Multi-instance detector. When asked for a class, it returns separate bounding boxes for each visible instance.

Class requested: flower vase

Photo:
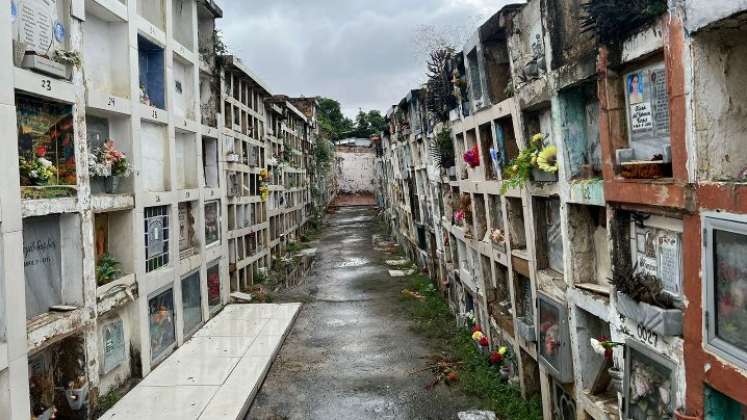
[105,176,120,194]
[608,367,623,394]
[64,382,89,411]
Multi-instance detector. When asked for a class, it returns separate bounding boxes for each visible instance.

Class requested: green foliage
[95,389,122,417]
[96,254,122,287]
[425,47,457,122]
[318,97,354,142]
[430,127,456,169]
[350,109,387,138]
[581,0,668,45]
[500,134,554,194]
[400,275,542,420]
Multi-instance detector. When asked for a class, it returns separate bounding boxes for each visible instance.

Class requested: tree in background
[317,97,386,140]
[317,97,353,142]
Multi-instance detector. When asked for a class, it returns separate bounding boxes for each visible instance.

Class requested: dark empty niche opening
[479,122,496,180]
[507,197,526,251]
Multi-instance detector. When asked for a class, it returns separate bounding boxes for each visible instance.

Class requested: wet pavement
[245,207,479,420]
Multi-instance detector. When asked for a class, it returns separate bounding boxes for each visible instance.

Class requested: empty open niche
[202,136,219,188]
[568,204,611,293]
[534,197,564,275]
[506,197,526,251]
[574,307,618,411]
[137,0,165,30]
[172,0,195,50]
[83,11,130,98]
[479,122,497,180]
[173,57,195,120]
[175,131,198,189]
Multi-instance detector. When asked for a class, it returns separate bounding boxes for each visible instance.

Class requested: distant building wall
[336,146,376,194]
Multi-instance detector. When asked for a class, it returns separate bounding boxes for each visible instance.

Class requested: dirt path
[245,207,480,420]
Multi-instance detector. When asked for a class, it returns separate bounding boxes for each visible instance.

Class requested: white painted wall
[337,149,376,194]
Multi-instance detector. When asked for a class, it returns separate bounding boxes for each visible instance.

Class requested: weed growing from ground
[400,274,543,420]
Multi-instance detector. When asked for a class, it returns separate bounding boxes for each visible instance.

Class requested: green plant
[430,127,455,169]
[19,155,57,186]
[400,274,543,420]
[53,49,81,67]
[96,254,122,287]
[580,0,667,46]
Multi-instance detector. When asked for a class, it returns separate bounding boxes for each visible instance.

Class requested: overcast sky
[218,1,518,118]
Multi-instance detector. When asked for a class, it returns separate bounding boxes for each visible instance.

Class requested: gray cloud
[217,0,518,117]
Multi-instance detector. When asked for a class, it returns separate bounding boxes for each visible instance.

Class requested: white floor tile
[141,354,240,386]
[98,385,218,420]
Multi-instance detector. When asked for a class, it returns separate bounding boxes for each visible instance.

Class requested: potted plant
[96,253,122,287]
[88,140,132,193]
[430,127,455,176]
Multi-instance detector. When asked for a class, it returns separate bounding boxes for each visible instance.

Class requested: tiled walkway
[99,303,301,420]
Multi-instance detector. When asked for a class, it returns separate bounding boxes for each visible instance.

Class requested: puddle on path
[334,257,370,268]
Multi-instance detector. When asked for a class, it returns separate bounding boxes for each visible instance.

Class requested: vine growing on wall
[430,127,455,169]
[580,0,668,45]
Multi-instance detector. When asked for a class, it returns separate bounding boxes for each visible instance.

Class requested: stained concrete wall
[337,147,376,195]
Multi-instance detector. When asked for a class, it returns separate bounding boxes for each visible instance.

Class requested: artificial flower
[490,229,504,243]
[36,146,47,157]
[536,145,558,173]
[479,336,489,347]
[472,331,484,341]
[489,351,503,365]
[590,338,607,356]
[463,145,480,168]
[530,133,544,145]
[498,346,508,355]
[471,324,482,333]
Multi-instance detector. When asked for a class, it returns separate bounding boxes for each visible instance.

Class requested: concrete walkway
[100,303,301,420]
[246,207,480,420]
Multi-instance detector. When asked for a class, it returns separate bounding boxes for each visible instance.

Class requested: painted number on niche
[636,323,658,347]
[41,79,52,91]
[107,97,116,107]
[152,109,158,119]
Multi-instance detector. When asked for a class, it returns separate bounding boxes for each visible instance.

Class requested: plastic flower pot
[500,365,511,381]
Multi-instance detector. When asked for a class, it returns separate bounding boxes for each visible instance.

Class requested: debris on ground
[389,268,416,277]
[410,355,463,390]
[401,289,425,300]
[457,410,497,420]
[245,284,273,302]
[230,291,253,303]
[386,258,410,266]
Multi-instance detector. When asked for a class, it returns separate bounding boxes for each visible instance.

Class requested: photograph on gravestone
[207,262,221,311]
[23,215,63,318]
[148,288,176,361]
[624,64,671,160]
[181,271,202,336]
[205,200,220,246]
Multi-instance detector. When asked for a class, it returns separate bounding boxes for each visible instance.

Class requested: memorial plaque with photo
[207,263,221,311]
[148,288,176,361]
[624,64,671,158]
[23,215,62,318]
[16,0,55,55]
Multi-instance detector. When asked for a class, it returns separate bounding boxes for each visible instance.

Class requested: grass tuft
[400,274,543,420]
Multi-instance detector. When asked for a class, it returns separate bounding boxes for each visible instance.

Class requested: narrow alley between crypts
[245,207,484,420]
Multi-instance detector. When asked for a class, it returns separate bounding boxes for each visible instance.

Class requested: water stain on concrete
[245,207,481,420]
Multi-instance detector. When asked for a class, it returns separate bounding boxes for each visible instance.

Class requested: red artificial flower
[35,146,47,157]
[479,336,489,347]
[463,145,480,168]
[471,324,482,333]
[489,351,503,365]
